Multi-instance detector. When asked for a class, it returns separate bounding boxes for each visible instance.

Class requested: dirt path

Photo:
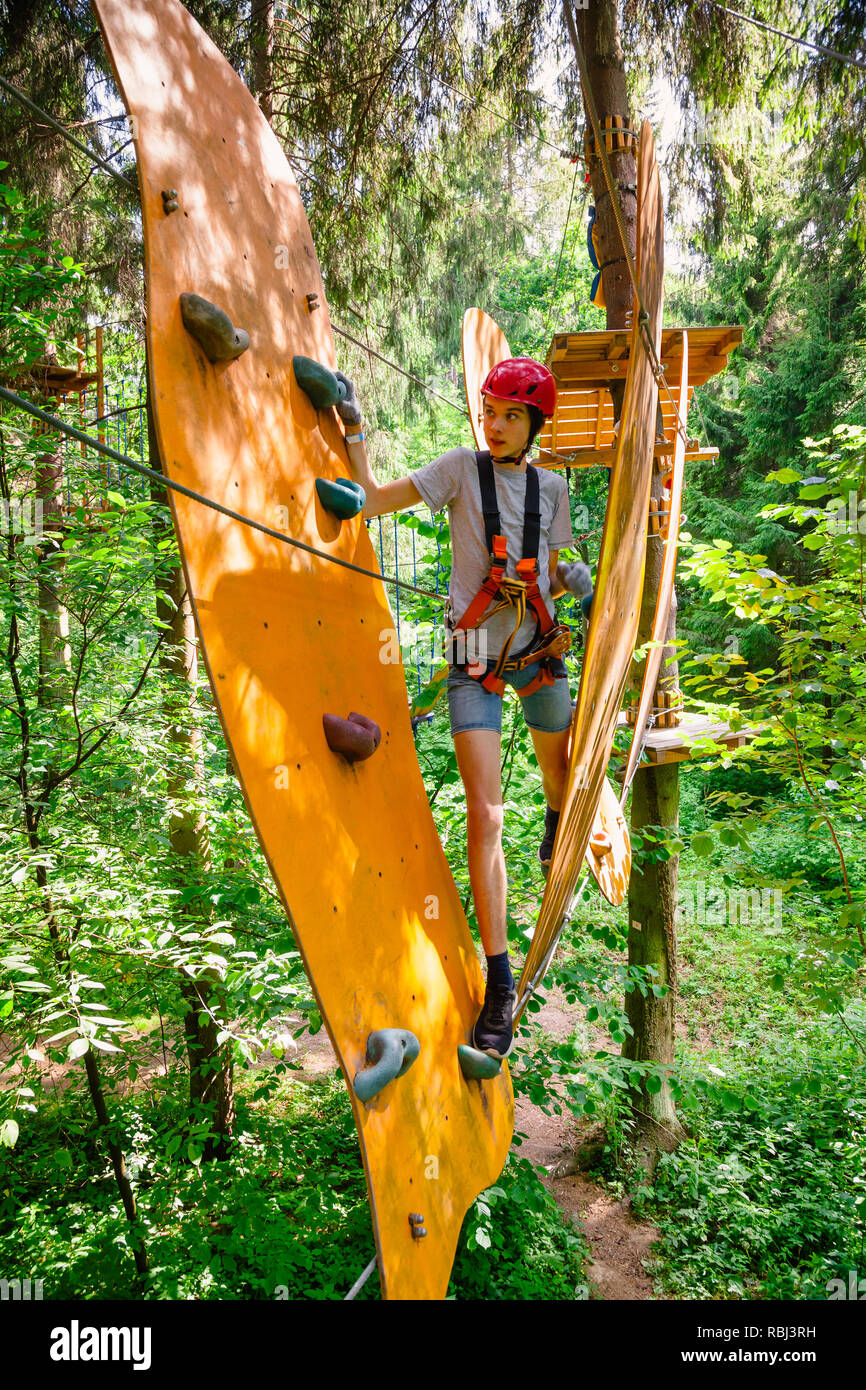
[513,986,664,1301]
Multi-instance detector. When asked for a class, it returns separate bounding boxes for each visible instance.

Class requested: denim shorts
[446,660,573,736]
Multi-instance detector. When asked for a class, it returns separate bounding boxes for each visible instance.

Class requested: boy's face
[481,394,531,461]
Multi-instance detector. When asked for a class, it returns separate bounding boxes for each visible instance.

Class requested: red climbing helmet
[480,357,557,418]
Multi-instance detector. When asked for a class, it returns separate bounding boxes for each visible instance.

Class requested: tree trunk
[146,373,234,1160]
[573,0,636,422]
[623,761,686,1161]
[565,0,684,1168]
[250,0,275,124]
[34,421,71,711]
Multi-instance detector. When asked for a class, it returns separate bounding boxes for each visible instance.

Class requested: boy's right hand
[334,370,363,426]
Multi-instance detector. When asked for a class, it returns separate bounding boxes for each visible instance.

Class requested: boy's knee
[466,799,504,840]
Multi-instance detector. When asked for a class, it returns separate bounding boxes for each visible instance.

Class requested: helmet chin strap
[492,434,538,467]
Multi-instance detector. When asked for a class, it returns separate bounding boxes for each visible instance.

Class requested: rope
[332,325,469,418]
[542,159,583,343]
[0,386,444,605]
[705,1,866,72]
[0,73,138,194]
[344,1253,378,1300]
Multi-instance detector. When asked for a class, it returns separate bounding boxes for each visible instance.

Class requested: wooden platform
[617,711,753,766]
[3,361,99,398]
[537,325,741,467]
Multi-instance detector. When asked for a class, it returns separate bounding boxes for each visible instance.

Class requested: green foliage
[449,1153,589,1300]
[636,1025,866,1300]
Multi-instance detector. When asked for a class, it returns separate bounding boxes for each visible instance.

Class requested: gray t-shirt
[411,446,575,661]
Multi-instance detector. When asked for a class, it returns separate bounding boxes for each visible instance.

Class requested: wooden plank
[93,0,513,1303]
[517,118,664,1013]
[461,307,510,452]
[583,775,631,906]
[615,711,755,766]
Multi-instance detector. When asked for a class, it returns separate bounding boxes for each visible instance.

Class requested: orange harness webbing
[446,452,571,698]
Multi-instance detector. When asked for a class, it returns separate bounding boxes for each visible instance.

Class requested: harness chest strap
[449,452,570,697]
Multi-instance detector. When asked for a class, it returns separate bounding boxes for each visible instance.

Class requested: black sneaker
[472,982,517,1060]
[538,804,560,869]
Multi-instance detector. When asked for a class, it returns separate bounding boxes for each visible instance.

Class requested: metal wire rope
[0,73,138,194]
[0,385,444,605]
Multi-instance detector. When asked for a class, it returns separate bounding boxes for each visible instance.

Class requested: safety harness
[446,451,571,698]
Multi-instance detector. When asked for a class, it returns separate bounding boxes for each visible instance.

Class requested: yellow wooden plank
[517,118,665,1012]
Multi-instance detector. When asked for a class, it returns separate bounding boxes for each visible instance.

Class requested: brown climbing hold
[180,292,250,363]
[323,711,381,763]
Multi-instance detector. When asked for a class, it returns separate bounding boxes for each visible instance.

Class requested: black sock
[486,951,514,990]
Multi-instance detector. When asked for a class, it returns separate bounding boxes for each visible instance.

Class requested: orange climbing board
[461,306,509,450]
[460,307,631,907]
[619,331,690,798]
[93,0,512,1301]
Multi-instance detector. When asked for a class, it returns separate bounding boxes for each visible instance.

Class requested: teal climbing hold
[457,1043,502,1081]
[353,1028,420,1105]
[315,476,366,519]
[293,355,348,409]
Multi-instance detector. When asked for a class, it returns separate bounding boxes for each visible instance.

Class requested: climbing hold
[580,592,593,622]
[180,293,249,363]
[408,1213,427,1240]
[161,189,179,214]
[589,831,612,858]
[306,292,320,313]
[457,1043,502,1081]
[323,711,381,763]
[293,355,348,410]
[315,476,366,519]
[353,1028,420,1104]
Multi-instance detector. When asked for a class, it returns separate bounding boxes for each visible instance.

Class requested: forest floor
[0,985,670,1300]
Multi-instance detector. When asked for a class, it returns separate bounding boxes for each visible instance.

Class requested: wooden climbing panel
[461,306,510,451]
[619,332,690,798]
[517,119,665,1012]
[93,0,513,1301]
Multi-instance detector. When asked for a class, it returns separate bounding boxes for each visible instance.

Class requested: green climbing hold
[293,355,348,410]
[353,1028,420,1105]
[457,1043,502,1081]
[315,476,366,519]
[179,293,249,363]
